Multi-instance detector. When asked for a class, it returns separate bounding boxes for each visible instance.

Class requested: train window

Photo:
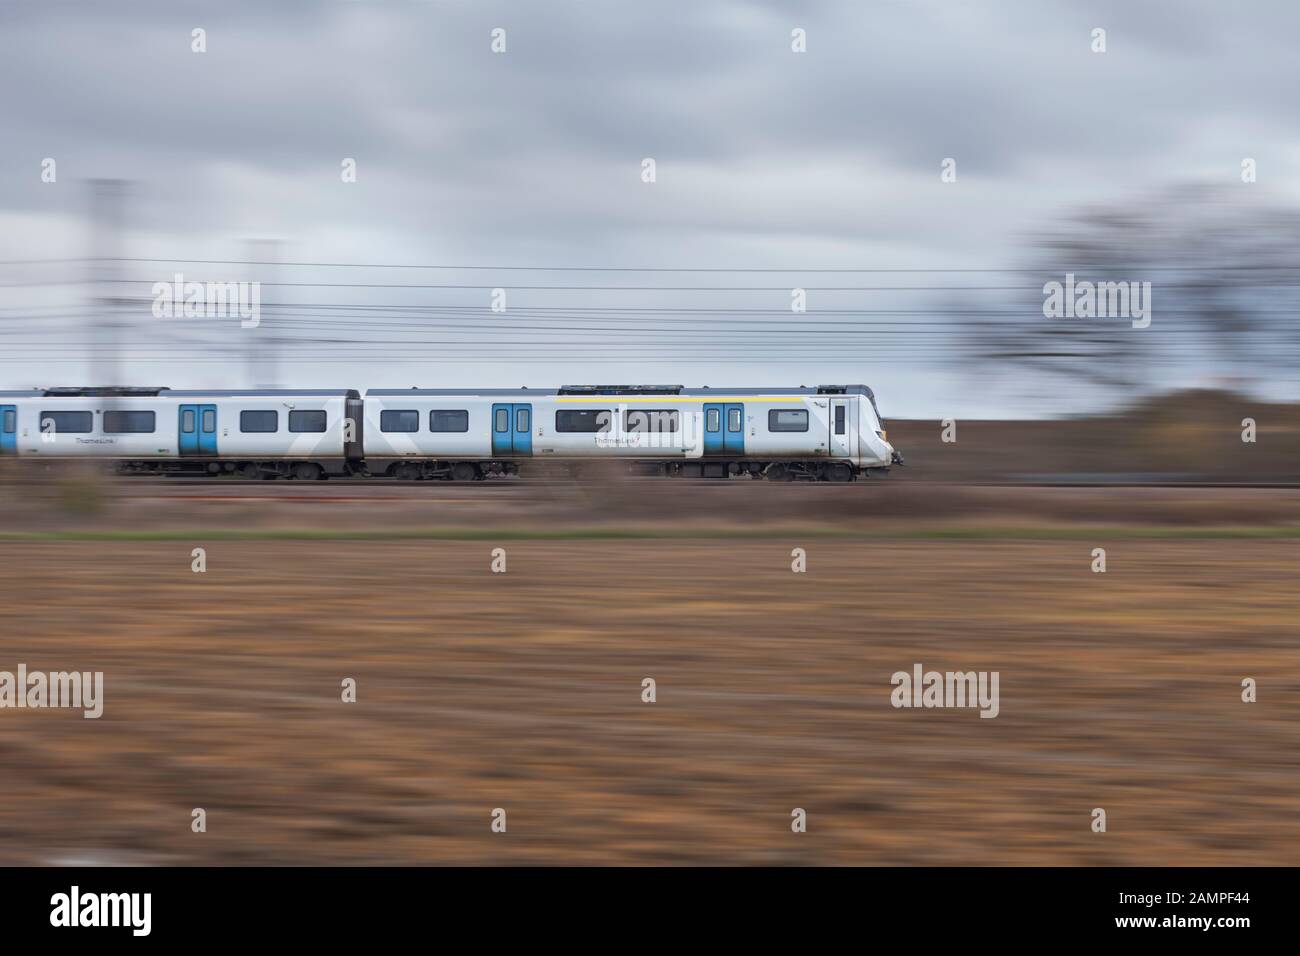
[494,408,508,432]
[39,410,93,434]
[289,410,327,433]
[103,410,156,434]
[625,409,680,433]
[768,409,809,432]
[728,408,742,431]
[202,410,216,432]
[380,410,419,433]
[706,408,720,431]
[834,405,846,435]
[241,410,278,433]
[555,410,611,433]
[2,410,15,433]
[181,410,195,432]
[430,410,469,433]
[516,408,530,432]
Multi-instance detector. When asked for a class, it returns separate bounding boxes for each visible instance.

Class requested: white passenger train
[0,384,901,481]
[0,387,360,480]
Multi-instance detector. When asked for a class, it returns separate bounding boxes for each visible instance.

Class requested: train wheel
[766,464,793,482]
[292,462,323,481]
[826,463,854,482]
[451,462,478,482]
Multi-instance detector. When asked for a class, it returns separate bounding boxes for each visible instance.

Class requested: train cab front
[860,425,901,476]
[880,436,904,469]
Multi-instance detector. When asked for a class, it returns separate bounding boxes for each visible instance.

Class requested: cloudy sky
[2,0,1298,416]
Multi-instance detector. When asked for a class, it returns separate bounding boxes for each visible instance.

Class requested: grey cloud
[0,0,1297,415]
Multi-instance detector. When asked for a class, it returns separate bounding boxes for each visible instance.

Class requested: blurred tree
[962,185,1300,400]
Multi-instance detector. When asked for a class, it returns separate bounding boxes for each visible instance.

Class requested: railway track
[20,477,1300,501]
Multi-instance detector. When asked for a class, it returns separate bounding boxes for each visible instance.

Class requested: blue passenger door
[179,404,218,455]
[491,403,511,455]
[491,403,532,456]
[703,403,724,455]
[0,405,16,455]
[179,405,198,455]
[723,403,744,454]
[198,405,218,454]
[512,404,532,456]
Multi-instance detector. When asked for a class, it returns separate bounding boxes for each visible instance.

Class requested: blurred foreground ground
[0,480,1297,865]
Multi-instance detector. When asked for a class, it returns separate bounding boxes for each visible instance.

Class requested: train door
[829,397,854,459]
[0,405,16,455]
[179,405,198,455]
[179,404,218,455]
[512,404,532,456]
[199,405,218,455]
[723,403,745,454]
[491,403,533,456]
[703,403,723,455]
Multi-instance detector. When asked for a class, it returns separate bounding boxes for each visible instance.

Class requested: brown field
[1,485,1297,864]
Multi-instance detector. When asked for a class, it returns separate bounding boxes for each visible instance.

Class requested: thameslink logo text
[50,886,151,936]
[890,663,1000,719]
[0,664,104,718]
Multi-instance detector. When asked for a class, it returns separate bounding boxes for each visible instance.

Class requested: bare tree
[961,185,1300,400]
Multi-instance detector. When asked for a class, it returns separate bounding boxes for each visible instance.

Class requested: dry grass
[1,535,1296,865]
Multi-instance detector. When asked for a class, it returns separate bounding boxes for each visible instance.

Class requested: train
[0,384,903,481]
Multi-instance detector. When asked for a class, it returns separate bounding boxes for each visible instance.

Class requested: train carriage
[0,387,361,479]
[363,385,899,481]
